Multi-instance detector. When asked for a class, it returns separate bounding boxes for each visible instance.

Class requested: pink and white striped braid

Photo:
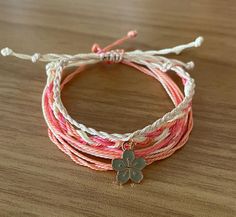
[1,31,203,180]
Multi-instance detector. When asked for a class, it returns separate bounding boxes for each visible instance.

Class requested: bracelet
[1,31,203,185]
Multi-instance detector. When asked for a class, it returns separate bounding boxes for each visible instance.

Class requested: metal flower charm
[112,149,146,184]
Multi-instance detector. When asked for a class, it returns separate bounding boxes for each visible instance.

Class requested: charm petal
[130,168,144,183]
[132,157,146,170]
[123,150,135,166]
[116,169,130,184]
[112,159,126,171]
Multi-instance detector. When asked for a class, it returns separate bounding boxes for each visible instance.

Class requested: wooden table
[0,0,235,216]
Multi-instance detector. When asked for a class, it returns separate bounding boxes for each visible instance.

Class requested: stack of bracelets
[1,31,203,185]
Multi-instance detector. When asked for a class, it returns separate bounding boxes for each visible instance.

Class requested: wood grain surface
[0,0,235,217]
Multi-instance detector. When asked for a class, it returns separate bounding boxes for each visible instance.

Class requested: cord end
[1,47,13,56]
[194,36,204,47]
[127,30,138,38]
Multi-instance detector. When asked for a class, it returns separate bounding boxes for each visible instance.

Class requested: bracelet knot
[1,47,13,56]
[31,53,41,63]
[99,49,124,63]
[161,61,173,72]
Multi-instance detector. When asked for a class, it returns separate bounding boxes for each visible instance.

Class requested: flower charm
[112,149,146,184]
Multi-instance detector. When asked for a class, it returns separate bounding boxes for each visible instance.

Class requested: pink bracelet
[1,31,203,185]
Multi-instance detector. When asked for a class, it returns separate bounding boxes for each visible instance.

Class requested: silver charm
[112,142,146,185]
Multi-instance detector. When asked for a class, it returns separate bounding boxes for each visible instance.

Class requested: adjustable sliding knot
[99,49,124,63]
[91,42,124,63]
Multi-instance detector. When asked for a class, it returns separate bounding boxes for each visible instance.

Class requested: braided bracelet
[1,31,203,185]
